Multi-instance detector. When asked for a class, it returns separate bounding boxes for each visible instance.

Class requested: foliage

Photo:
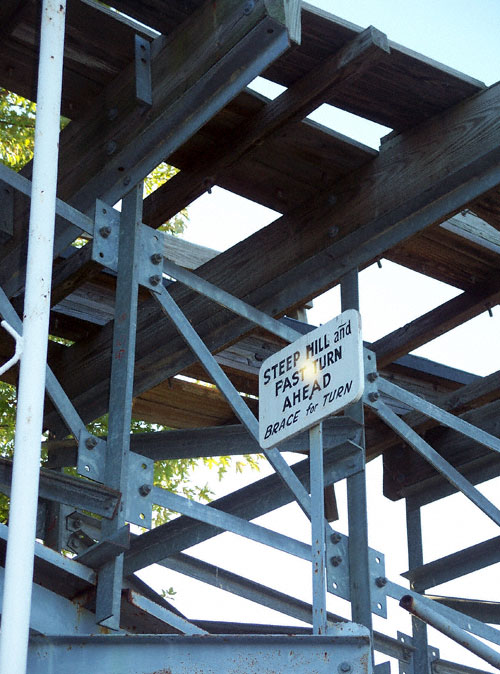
[0,90,261,540]
[0,89,37,172]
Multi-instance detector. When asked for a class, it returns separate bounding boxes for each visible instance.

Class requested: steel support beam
[341,270,373,635]
[27,632,372,674]
[95,185,142,629]
[124,440,363,575]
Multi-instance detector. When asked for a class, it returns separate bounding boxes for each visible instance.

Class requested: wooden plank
[372,276,500,368]
[46,417,362,468]
[366,369,500,461]
[0,0,298,298]
[131,377,258,429]
[46,81,500,433]
[383,397,500,500]
[143,26,390,226]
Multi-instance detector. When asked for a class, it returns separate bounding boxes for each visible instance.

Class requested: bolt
[139,484,152,497]
[85,436,97,450]
[328,225,339,238]
[330,555,342,567]
[367,371,378,382]
[368,391,379,402]
[243,0,255,14]
[99,225,111,238]
[149,274,161,286]
[150,253,162,265]
[376,576,387,588]
[107,107,118,121]
[123,176,131,186]
[72,518,81,529]
[106,141,117,155]
[330,532,341,544]
[338,663,351,673]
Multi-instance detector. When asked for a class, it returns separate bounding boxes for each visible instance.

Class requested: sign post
[259,309,364,634]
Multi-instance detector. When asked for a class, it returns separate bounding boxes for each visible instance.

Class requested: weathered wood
[383,398,500,501]
[49,245,102,308]
[46,416,362,468]
[366,369,500,461]
[372,276,500,368]
[0,0,297,298]
[46,80,500,433]
[143,25,390,226]
[131,376,258,428]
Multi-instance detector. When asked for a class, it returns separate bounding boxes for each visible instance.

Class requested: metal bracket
[135,35,153,107]
[65,509,101,554]
[363,347,379,405]
[138,224,164,292]
[91,200,163,293]
[76,524,129,569]
[126,451,154,528]
[326,528,387,617]
[77,430,106,482]
[396,632,439,674]
[91,200,120,270]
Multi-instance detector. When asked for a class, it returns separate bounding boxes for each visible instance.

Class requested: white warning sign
[258,309,364,449]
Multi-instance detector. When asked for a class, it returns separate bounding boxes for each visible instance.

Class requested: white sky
[142,3,500,671]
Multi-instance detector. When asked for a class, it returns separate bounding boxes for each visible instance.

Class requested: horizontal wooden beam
[1,0,298,298]
[46,81,500,433]
[366,369,500,461]
[46,416,362,467]
[143,25,390,226]
[383,397,500,501]
[372,275,500,368]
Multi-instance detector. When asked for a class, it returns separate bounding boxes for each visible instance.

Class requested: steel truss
[0,1,499,674]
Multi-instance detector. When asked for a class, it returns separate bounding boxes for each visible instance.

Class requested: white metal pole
[0,2,66,672]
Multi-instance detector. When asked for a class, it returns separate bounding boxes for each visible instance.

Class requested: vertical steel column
[310,423,327,634]
[406,502,431,673]
[95,185,143,629]
[0,3,66,673]
[340,269,373,634]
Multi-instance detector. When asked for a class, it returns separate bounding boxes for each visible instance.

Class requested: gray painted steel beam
[124,440,363,575]
[95,185,142,629]
[152,486,311,562]
[370,399,500,527]
[377,377,500,454]
[27,632,371,674]
[402,535,500,592]
[157,551,410,662]
[0,457,119,519]
[387,580,500,648]
[45,417,362,465]
[153,284,314,519]
[428,596,500,625]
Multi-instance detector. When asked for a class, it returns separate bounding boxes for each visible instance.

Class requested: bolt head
[99,225,111,238]
[338,663,351,673]
[330,532,341,544]
[139,484,152,497]
[149,274,161,286]
[368,391,379,402]
[367,371,378,382]
[243,0,255,14]
[106,141,117,155]
[151,253,163,265]
[330,555,342,567]
[85,436,97,449]
[376,576,387,588]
